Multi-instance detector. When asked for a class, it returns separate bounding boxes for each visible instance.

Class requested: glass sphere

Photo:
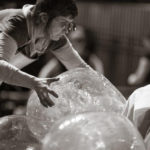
[0,115,41,150]
[42,112,146,150]
[27,68,126,139]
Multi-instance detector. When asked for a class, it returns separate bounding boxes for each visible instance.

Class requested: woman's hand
[33,77,59,107]
[0,59,59,108]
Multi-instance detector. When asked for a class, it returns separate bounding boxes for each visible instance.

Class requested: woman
[0,0,90,107]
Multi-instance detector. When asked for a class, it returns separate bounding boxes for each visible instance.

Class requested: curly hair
[33,0,78,21]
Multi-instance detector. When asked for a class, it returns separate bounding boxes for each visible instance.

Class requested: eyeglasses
[66,22,76,34]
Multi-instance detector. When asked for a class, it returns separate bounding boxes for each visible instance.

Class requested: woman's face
[47,16,74,41]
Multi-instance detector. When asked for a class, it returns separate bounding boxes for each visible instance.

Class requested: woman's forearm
[0,59,36,89]
[52,36,93,70]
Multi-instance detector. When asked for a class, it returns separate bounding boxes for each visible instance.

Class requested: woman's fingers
[46,77,59,84]
[45,98,54,107]
[38,91,55,107]
[47,88,58,98]
[44,92,55,107]
[37,92,48,108]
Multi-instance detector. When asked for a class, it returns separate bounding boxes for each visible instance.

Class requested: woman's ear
[39,12,49,24]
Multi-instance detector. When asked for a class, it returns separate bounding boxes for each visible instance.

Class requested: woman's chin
[51,36,60,41]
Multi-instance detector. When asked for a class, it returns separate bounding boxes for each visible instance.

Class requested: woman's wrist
[30,76,40,89]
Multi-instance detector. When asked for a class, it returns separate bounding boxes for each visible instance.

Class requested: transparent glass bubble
[0,115,41,150]
[42,112,146,150]
[27,68,126,139]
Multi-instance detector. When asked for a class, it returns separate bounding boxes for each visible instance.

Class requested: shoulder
[0,9,28,47]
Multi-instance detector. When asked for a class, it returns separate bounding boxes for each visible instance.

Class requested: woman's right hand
[0,59,58,108]
[32,77,59,107]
